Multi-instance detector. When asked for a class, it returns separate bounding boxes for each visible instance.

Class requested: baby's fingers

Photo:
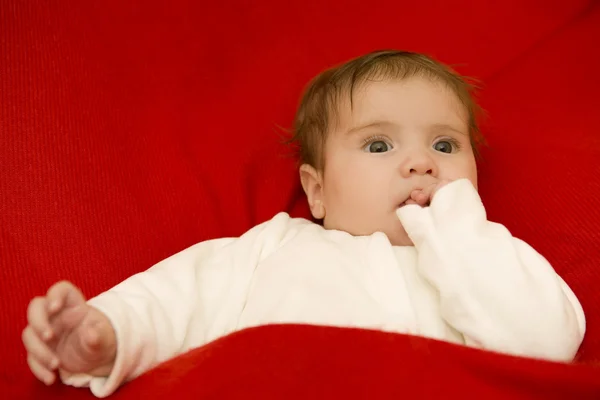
[27,297,53,340]
[46,281,85,315]
[27,354,56,386]
[22,326,60,371]
[83,325,103,351]
[410,190,430,206]
[81,316,114,354]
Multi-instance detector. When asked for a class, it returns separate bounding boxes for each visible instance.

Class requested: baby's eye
[433,140,455,154]
[364,140,392,153]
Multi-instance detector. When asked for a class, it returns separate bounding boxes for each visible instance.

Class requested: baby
[23,50,586,398]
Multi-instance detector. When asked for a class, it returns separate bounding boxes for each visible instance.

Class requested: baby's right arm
[23,212,304,398]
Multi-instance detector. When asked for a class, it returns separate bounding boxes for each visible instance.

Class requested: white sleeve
[396,179,586,362]
[60,212,304,398]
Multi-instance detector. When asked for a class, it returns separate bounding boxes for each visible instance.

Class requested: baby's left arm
[396,179,585,362]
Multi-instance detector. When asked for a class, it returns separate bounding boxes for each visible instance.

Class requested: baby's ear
[299,164,326,219]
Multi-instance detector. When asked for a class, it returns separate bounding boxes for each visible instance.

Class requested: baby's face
[320,77,478,246]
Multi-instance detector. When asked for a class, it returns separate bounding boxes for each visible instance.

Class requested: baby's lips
[397,198,419,209]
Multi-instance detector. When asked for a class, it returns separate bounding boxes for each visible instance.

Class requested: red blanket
[16,326,600,400]
[2,1,599,399]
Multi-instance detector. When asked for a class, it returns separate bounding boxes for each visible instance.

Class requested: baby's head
[292,50,483,245]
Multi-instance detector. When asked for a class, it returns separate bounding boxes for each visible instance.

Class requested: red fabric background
[1,0,599,398]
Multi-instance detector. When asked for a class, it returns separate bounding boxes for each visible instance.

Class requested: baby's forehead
[330,77,468,129]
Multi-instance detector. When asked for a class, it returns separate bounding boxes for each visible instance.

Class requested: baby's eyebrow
[347,120,396,134]
[347,121,468,136]
[430,123,468,136]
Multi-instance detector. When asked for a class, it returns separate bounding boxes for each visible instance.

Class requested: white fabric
[61,179,586,398]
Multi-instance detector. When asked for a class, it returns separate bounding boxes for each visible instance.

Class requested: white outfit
[61,179,586,398]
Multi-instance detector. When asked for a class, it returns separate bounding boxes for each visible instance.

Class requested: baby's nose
[409,165,433,175]
[400,154,437,178]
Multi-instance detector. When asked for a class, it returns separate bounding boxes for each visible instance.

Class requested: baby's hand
[409,180,452,207]
[22,281,117,385]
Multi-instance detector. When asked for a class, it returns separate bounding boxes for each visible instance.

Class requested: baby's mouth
[398,198,428,208]
[397,199,411,208]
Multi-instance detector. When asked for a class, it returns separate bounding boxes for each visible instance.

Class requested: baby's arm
[397,179,585,362]
[60,213,301,397]
[23,281,117,387]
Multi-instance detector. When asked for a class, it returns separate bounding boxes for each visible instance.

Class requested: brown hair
[290,50,485,169]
